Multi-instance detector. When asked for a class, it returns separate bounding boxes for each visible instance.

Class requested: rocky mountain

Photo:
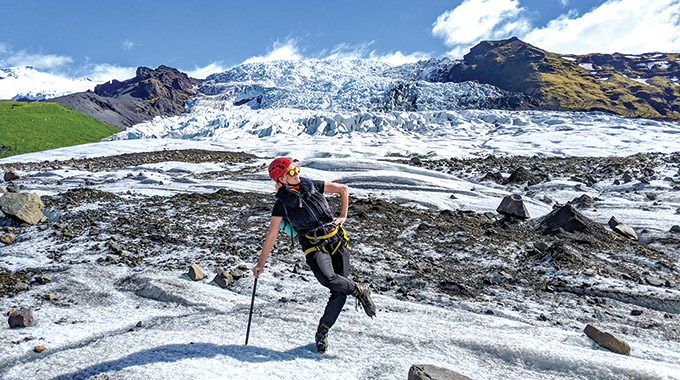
[430,37,680,120]
[52,66,200,130]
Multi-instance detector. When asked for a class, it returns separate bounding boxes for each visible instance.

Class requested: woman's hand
[333,216,347,226]
[252,264,264,278]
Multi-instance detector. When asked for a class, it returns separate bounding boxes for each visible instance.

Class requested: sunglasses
[286,166,300,177]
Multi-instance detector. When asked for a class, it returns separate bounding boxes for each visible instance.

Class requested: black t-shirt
[272,179,325,217]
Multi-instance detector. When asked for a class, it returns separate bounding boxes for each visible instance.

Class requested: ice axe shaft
[245,277,258,345]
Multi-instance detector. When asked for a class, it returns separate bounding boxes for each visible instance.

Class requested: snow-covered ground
[2,109,680,379]
[2,58,680,379]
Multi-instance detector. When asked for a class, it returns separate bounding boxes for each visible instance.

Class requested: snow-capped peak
[0,66,98,101]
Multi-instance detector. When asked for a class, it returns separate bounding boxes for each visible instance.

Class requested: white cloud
[122,40,135,50]
[369,51,431,65]
[0,50,73,70]
[432,0,680,57]
[242,39,303,64]
[324,41,376,60]
[524,0,680,54]
[432,0,531,58]
[84,64,137,83]
[185,62,227,79]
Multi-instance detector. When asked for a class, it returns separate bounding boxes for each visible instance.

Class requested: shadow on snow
[51,342,328,380]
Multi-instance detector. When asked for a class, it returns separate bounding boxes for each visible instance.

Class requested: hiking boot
[314,333,328,354]
[353,283,376,318]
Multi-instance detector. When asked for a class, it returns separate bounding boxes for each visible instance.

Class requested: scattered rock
[568,194,595,208]
[231,269,244,280]
[482,171,504,184]
[631,309,643,316]
[0,192,45,225]
[44,293,57,301]
[539,205,606,235]
[645,276,663,287]
[8,307,34,328]
[6,183,20,193]
[33,275,51,284]
[506,167,537,185]
[608,217,638,241]
[670,225,680,234]
[496,194,530,219]
[608,216,621,229]
[213,269,233,288]
[136,321,143,327]
[107,239,123,254]
[33,345,45,353]
[408,364,472,380]
[3,171,19,182]
[623,172,633,183]
[574,184,588,192]
[584,324,630,355]
[188,264,205,281]
[541,195,553,204]
[0,232,16,244]
[15,282,30,291]
[411,157,423,166]
[646,192,657,201]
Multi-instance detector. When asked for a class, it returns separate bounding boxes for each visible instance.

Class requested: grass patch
[0,101,119,159]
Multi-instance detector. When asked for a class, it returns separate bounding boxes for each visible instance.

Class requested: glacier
[2,58,680,380]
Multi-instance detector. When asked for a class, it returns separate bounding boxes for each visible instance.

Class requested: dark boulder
[497,194,530,219]
[539,205,606,236]
[505,167,538,185]
[408,364,472,380]
[569,194,595,208]
[3,171,19,182]
[8,307,34,328]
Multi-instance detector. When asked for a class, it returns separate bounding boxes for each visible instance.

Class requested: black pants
[305,246,356,334]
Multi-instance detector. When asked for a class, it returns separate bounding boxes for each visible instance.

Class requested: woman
[252,157,376,354]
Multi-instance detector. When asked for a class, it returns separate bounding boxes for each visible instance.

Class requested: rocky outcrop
[0,192,45,224]
[53,66,201,130]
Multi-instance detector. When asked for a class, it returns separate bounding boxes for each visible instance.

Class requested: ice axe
[245,277,258,345]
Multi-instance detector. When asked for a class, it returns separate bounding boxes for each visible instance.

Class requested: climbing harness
[302,223,350,256]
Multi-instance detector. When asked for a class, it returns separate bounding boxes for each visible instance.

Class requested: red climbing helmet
[268,157,293,181]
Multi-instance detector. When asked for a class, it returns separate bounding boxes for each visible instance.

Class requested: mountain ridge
[433,37,680,120]
[51,66,200,130]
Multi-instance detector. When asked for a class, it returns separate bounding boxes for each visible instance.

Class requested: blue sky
[1,0,679,80]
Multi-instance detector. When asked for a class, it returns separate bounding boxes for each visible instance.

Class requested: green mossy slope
[0,101,119,159]
[459,37,680,120]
